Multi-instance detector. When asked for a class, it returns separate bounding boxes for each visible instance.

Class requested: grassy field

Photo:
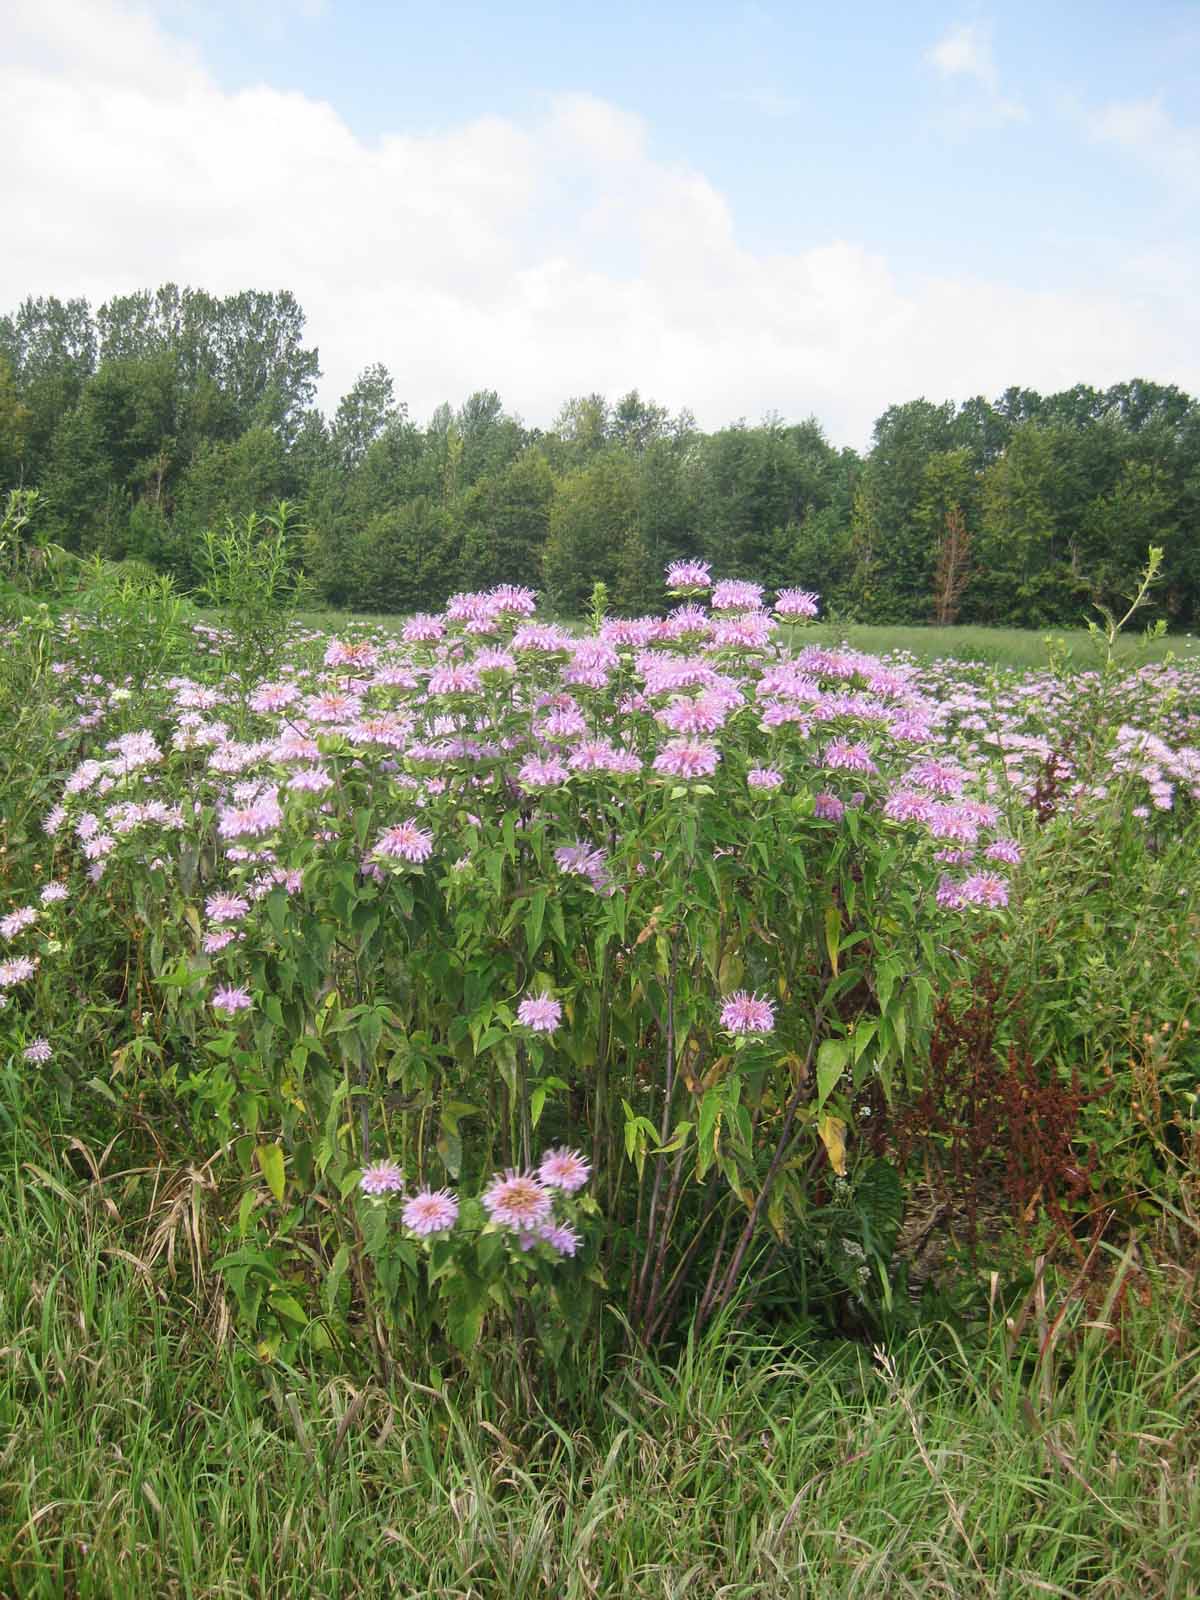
[297,613,1200,671]
[3,1097,1198,1599]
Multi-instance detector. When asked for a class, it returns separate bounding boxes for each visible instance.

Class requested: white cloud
[2,0,1193,447]
[929,22,991,81]
[926,21,1027,126]
[1088,96,1200,198]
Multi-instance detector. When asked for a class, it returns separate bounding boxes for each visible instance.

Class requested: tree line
[2,284,1198,624]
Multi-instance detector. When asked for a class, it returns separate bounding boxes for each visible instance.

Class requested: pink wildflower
[482,1170,554,1231]
[1,907,38,940]
[518,754,570,788]
[427,664,482,695]
[517,992,563,1033]
[23,1037,52,1064]
[960,872,1010,908]
[212,985,253,1016]
[711,579,764,611]
[747,767,784,790]
[401,614,446,643]
[665,559,712,591]
[488,584,538,616]
[774,588,820,620]
[985,838,1023,866]
[538,1220,581,1257]
[324,639,378,669]
[373,819,434,863]
[654,738,721,780]
[720,990,776,1035]
[205,892,250,924]
[908,759,966,797]
[288,767,334,793]
[537,1147,591,1193]
[402,1188,460,1235]
[360,1160,405,1196]
[249,682,300,712]
[824,740,877,774]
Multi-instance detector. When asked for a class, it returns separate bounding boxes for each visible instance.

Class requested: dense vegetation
[1,509,1199,1589]
[3,284,1200,625]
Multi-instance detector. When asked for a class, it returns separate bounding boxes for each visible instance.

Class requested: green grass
[803,623,1200,670]
[295,612,1200,671]
[3,1083,1198,1599]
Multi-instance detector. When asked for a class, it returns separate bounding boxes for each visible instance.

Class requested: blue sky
[5,0,1198,442]
[165,0,1199,276]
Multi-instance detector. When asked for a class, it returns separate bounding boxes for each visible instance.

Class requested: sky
[3,0,1198,446]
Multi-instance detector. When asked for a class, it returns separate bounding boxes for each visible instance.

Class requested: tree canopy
[2,285,1197,624]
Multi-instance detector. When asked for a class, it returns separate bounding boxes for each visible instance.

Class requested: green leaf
[524,888,547,958]
[255,1143,286,1204]
[268,1291,308,1325]
[824,905,841,975]
[816,1039,849,1112]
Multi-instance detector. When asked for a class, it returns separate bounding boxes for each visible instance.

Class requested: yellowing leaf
[818,1114,848,1177]
[255,1142,286,1204]
[824,905,841,976]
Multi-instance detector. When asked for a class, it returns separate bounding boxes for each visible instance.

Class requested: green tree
[0,357,31,488]
[459,450,555,592]
[543,455,638,614]
[348,497,460,612]
[332,364,401,470]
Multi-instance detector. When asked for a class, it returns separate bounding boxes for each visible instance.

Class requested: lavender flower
[720,990,776,1035]
[517,992,563,1033]
[373,819,434,863]
[212,985,253,1016]
[205,893,250,924]
[960,872,1010,908]
[360,1160,405,1196]
[812,791,845,821]
[538,1220,581,1257]
[823,740,877,774]
[711,579,764,611]
[537,1147,591,1192]
[665,559,712,591]
[653,738,721,780]
[518,754,570,789]
[0,907,38,940]
[774,588,820,620]
[482,1170,554,1231]
[402,1187,459,1234]
[23,1038,52,1065]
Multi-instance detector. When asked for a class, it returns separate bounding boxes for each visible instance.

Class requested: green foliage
[195,502,310,680]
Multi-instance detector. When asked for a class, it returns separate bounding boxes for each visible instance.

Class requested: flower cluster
[358,1146,591,1260]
